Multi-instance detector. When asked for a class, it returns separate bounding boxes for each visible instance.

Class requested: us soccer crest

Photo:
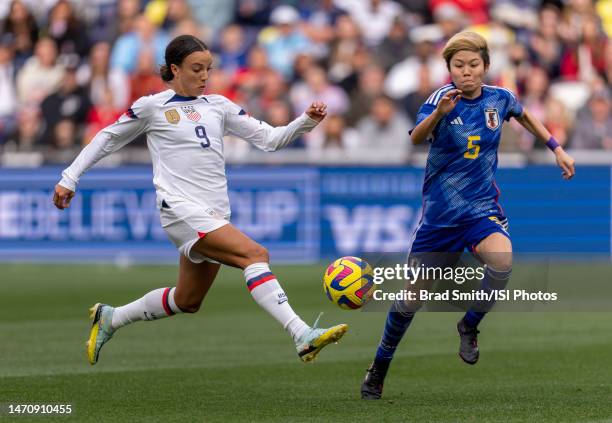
[165,109,180,124]
[181,105,201,122]
[484,108,500,130]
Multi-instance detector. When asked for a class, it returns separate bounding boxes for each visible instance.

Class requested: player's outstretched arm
[53,100,151,210]
[226,101,326,152]
[515,108,576,180]
[410,89,462,144]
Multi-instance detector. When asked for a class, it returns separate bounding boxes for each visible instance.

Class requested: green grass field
[1,264,612,422]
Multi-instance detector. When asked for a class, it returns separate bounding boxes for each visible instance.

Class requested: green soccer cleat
[295,313,348,363]
[86,303,116,365]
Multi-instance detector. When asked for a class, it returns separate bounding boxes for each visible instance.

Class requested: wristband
[546,136,560,151]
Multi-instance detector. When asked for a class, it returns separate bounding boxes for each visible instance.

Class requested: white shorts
[159,195,230,264]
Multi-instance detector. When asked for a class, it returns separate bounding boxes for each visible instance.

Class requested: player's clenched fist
[305,101,328,122]
[435,89,462,115]
[53,184,75,209]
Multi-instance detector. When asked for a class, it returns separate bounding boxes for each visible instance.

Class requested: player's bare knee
[486,255,512,272]
[243,243,269,266]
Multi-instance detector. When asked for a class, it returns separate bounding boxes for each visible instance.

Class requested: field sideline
[1,264,611,422]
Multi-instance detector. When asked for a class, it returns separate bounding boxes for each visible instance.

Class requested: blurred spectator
[292,53,317,85]
[289,64,349,117]
[110,14,170,74]
[394,0,431,26]
[205,68,238,101]
[299,0,346,60]
[529,5,564,79]
[16,37,65,105]
[430,0,488,26]
[384,35,447,99]
[187,0,236,42]
[542,97,573,148]
[258,5,313,79]
[1,0,39,70]
[500,42,531,95]
[246,70,290,120]
[129,50,167,104]
[39,66,91,146]
[571,89,612,149]
[0,37,18,144]
[300,0,346,46]
[214,24,250,75]
[146,0,192,31]
[346,0,402,47]
[114,0,144,40]
[234,0,271,27]
[76,41,130,110]
[345,64,386,126]
[327,14,362,83]
[514,67,550,151]
[401,64,434,124]
[83,0,124,43]
[560,15,609,82]
[264,99,306,149]
[375,17,413,71]
[433,3,467,41]
[46,0,90,61]
[356,95,412,152]
[234,45,272,99]
[335,45,373,97]
[84,88,123,143]
[306,113,361,152]
[5,106,42,151]
[51,119,77,152]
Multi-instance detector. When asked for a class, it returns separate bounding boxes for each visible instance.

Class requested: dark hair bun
[160,64,174,82]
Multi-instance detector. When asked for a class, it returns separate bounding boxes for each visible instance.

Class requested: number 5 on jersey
[195,125,210,148]
[464,135,480,159]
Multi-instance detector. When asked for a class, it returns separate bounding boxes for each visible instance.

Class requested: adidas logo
[450,117,464,125]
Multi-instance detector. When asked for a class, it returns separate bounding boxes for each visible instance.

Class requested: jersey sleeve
[410,102,438,143]
[58,96,154,191]
[220,96,318,152]
[503,89,524,121]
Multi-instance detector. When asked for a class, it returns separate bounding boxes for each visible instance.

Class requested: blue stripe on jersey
[126,108,138,119]
[164,94,199,104]
[415,84,524,226]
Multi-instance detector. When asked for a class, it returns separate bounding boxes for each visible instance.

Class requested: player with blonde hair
[361,31,575,399]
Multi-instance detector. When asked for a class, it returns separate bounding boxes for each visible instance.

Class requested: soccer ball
[323,256,375,310]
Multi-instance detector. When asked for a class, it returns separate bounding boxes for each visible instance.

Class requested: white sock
[244,262,309,341]
[111,287,182,329]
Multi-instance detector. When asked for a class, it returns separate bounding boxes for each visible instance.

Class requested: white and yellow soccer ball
[323,256,375,310]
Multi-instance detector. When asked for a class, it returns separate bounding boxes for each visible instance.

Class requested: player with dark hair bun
[53,34,347,367]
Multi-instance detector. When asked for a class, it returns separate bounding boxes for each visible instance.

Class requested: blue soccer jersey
[414,84,524,226]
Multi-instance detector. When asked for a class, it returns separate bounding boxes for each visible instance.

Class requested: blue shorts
[409,215,510,254]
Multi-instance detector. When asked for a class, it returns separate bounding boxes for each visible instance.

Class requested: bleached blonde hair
[442,31,490,70]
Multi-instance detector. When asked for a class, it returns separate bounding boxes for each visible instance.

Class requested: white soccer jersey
[59,89,319,216]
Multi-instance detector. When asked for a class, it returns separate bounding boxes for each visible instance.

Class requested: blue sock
[463,266,512,328]
[375,300,416,363]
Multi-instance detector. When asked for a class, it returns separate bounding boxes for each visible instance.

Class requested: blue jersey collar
[164,93,199,104]
[457,83,485,104]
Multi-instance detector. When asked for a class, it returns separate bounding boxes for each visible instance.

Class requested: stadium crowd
[0,0,611,165]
